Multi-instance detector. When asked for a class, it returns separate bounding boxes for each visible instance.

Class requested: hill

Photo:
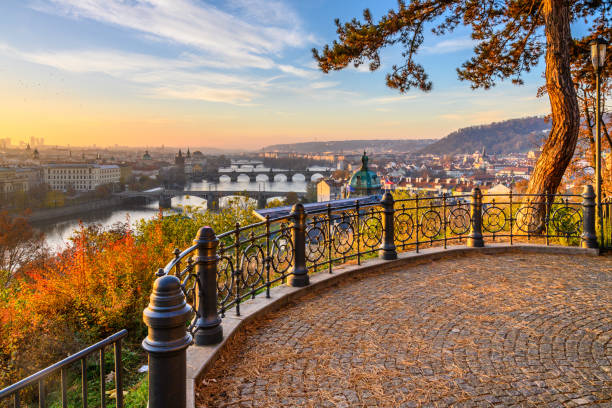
[419,116,549,155]
[262,139,434,154]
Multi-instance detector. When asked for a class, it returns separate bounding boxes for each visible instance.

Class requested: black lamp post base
[195,325,223,346]
[288,273,310,287]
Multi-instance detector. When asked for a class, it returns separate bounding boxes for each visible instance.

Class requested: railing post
[380,192,397,260]
[581,184,598,249]
[143,274,193,408]
[193,226,223,345]
[467,187,484,247]
[288,203,309,287]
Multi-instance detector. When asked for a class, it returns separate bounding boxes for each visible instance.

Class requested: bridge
[203,168,333,183]
[117,189,305,209]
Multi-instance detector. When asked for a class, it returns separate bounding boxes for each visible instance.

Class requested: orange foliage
[0,219,174,386]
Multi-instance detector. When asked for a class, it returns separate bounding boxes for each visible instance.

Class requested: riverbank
[26,197,129,224]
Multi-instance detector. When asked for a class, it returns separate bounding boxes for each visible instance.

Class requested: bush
[0,202,259,394]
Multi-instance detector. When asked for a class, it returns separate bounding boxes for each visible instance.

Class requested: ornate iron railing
[603,196,612,249]
[141,185,599,408]
[154,185,597,346]
[0,330,127,408]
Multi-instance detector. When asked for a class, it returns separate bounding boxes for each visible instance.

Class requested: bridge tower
[159,194,172,209]
[257,194,267,209]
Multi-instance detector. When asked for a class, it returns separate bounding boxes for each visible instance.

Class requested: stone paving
[196,253,612,407]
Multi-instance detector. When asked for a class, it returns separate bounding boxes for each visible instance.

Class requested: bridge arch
[291,173,306,182]
[219,174,231,183]
[273,174,288,182]
[310,173,324,182]
[255,174,269,182]
[218,195,257,209]
[236,174,251,182]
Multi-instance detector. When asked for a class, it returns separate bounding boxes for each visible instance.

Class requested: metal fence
[157,187,592,338]
[140,185,599,408]
[604,197,612,249]
[0,330,127,408]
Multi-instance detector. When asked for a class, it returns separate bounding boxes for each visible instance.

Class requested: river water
[36,179,308,250]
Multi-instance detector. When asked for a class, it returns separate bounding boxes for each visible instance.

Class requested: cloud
[32,0,313,70]
[5,0,321,105]
[278,64,319,79]
[422,37,475,54]
[0,43,273,104]
[310,81,339,89]
[361,94,420,105]
[226,0,300,26]
[155,86,256,105]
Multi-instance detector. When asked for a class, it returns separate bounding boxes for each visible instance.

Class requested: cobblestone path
[197,253,612,407]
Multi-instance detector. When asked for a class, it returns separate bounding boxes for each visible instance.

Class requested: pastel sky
[0,0,566,149]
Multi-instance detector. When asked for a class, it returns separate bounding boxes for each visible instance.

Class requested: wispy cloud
[0,43,274,104]
[422,37,475,54]
[309,81,339,89]
[361,94,420,105]
[155,86,257,105]
[278,64,319,79]
[6,0,321,104]
[32,0,312,69]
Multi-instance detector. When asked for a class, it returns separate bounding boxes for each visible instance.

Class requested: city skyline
[1,0,583,149]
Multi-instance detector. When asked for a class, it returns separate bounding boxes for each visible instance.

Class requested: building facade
[316,178,345,202]
[0,167,40,195]
[43,164,120,191]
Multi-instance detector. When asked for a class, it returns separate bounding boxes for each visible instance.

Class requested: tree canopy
[313,0,610,229]
[313,0,609,94]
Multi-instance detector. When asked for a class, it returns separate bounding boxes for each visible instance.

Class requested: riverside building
[43,164,120,191]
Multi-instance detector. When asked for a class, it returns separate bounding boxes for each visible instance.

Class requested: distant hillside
[419,117,549,155]
[262,139,434,153]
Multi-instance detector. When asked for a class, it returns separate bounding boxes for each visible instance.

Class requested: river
[36,179,308,250]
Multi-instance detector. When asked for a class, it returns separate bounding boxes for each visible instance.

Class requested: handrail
[0,330,128,407]
[158,189,594,341]
[143,186,599,408]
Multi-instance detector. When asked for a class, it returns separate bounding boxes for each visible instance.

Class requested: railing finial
[581,185,598,249]
[380,192,397,260]
[143,274,192,408]
[288,203,309,287]
[193,226,223,345]
[467,187,484,247]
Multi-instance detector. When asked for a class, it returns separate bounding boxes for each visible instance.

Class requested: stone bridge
[205,168,332,183]
[117,189,303,209]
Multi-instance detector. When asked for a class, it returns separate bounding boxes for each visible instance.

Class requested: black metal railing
[0,330,127,408]
[603,196,612,249]
[142,185,599,408]
[158,187,593,331]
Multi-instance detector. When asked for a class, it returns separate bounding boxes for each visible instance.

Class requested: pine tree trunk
[517,0,579,233]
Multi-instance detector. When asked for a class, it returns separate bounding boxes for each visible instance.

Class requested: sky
[0,0,556,150]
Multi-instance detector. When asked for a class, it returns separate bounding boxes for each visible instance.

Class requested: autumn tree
[284,191,300,205]
[313,0,610,227]
[560,17,611,195]
[0,211,46,286]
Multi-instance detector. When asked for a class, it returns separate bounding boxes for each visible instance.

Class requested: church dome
[348,152,381,197]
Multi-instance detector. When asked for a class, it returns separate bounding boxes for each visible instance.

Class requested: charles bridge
[2,185,612,407]
[117,188,306,209]
[203,167,332,183]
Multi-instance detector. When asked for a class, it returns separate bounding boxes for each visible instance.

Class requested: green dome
[348,152,380,197]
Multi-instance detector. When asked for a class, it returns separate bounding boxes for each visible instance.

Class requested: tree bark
[518,0,580,233]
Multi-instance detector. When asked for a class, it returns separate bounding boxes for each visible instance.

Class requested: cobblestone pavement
[197,253,612,407]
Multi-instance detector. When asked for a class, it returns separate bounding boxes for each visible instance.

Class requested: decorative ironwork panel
[483,204,507,234]
[360,208,383,250]
[420,209,442,239]
[447,205,471,236]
